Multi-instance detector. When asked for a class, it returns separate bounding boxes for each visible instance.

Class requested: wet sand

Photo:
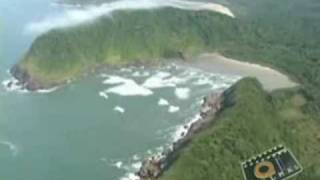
[179,53,298,91]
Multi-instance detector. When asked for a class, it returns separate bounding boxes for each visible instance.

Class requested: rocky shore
[136,92,224,180]
[9,65,48,91]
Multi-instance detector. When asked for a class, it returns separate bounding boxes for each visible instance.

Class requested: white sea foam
[103,76,130,85]
[36,86,59,94]
[172,113,201,141]
[168,105,180,113]
[114,106,125,113]
[174,87,190,99]
[25,0,234,34]
[120,173,140,180]
[1,78,28,94]
[103,76,153,96]
[0,141,19,156]
[120,68,133,73]
[131,161,142,170]
[132,154,140,161]
[100,73,109,78]
[193,77,212,86]
[132,71,150,77]
[2,78,58,94]
[2,72,58,94]
[99,91,109,99]
[111,161,123,169]
[147,149,153,155]
[158,98,169,106]
[142,72,185,89]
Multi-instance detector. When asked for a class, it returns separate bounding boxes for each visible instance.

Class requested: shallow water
[0,1,239,180]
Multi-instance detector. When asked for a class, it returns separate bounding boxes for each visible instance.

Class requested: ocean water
[0,0,239,180]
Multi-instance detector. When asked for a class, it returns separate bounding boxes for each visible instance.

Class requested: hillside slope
[162,78,320,180]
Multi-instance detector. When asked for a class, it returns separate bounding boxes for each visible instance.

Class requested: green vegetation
[162,78,320,180]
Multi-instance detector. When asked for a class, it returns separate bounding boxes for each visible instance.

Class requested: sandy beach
[179,53,298,91]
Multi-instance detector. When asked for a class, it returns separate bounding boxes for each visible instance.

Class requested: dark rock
[136,92,224,180]
[10,64,56,91]
[7,81,13,88]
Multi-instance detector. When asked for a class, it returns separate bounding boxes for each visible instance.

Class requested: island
[11,0,320,179]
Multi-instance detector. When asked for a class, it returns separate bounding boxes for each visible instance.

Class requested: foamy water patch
[174,87,190,99]
[0,141,19,157]
[36,86,59,94]
[99,91,109,99]
[171,113,201,142]
[2,78,28,94]
[120,173,140,180]
[142,72,186,89]
[103,75,153,96]
[114,106,126,113]
[132,71,150,77]
[25,0,235,34]
[158,98,169,106]
[168,105,180,113]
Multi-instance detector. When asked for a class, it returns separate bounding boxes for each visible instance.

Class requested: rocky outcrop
[136,92,224,180]
[9,65,57,91]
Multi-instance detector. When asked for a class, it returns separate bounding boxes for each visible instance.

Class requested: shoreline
[178,53,298,92]
[10,53,298,92]
[136,92,224,179]
[135,53,299,180]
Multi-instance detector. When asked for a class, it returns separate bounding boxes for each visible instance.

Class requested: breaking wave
[0,140,19,157]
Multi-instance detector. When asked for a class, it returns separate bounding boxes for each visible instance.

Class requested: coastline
[10,53,297,92]
[178,53,298,91]
[135,53,299,180]
[136,92,224,180]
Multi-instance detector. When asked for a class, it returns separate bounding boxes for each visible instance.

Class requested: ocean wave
[2,70,60,94]
[132,154,140,161]
[168,105,180,113]
[36,86,59,94]
[112,161,124,169]
[174,87,190,100]
[132,71,150,77]
[158,98,169,106]
[120,173,140,180]
[99,91,109,99]
[142,72,185,89]
[25,0,234,34]
[0,141,19,157]
[2,78,59,94]
[114,106,126,113]
[171,113,201,141]
[1,78,28,94]
[103,75,153,96]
